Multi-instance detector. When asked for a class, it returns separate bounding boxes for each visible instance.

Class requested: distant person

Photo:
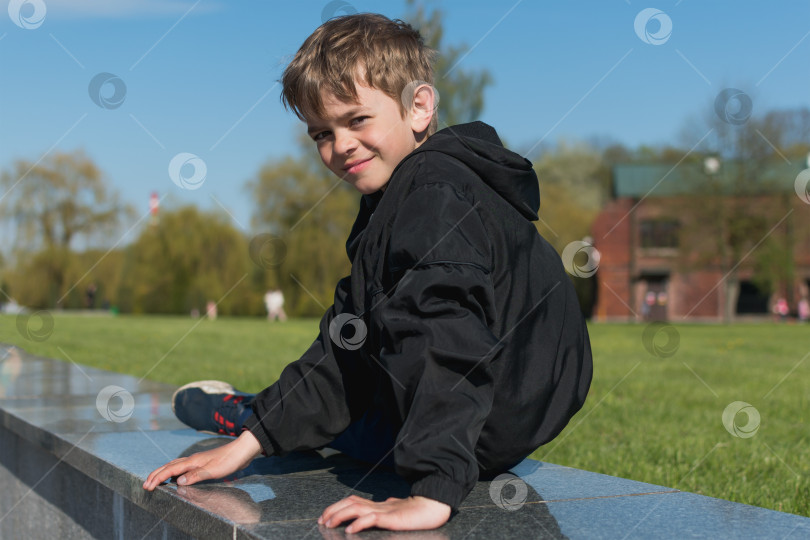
[641,290,655,320]
[85,283,97,309]
[798,297,809,323]
[206,301,217,320]
[263,289,287,322]
[144,14,592,533]
[773,297,789,322]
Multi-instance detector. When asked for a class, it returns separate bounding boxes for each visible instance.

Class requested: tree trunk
[724,274,739,323]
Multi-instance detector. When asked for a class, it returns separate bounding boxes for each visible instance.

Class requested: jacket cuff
[410,473,466,511]
[242,413,277,457]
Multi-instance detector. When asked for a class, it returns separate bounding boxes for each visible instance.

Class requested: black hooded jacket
[244,122,593,509]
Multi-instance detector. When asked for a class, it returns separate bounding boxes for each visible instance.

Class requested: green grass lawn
[1,314,808,516]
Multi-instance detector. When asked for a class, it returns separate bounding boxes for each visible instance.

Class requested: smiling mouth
[342,157,373,174]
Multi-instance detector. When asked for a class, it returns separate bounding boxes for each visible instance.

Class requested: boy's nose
[333,130,357,155]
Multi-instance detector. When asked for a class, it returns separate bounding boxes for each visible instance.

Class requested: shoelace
[213,394,248,436]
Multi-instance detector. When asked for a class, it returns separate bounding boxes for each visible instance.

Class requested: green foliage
[0,150,132,308]
[0,150,129,251]
[3,247,76,308]
[2,247,128,310]
[530,143,604,318]
[120,205,256,315]
[533,141,604,244]
[247,135,356,317]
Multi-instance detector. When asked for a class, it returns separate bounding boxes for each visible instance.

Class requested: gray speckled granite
[2,343,809,539]
[546,492,810,539]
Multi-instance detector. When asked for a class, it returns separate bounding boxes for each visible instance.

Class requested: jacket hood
[411,121,540,221]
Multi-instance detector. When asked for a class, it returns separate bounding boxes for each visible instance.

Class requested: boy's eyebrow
[306,106,370,134]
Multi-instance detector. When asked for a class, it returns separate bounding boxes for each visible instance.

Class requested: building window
[640,219,679,249]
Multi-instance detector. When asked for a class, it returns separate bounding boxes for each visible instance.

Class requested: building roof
[613,162,804,198]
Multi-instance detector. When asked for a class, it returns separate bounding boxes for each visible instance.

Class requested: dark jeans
[242,393,397,469]
[327,409,397,470]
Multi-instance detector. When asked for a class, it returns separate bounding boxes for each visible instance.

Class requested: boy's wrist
[236,429,263,461]
[241,414,277,457]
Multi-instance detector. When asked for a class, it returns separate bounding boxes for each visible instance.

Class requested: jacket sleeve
[377,181,503,510]
[243,275,373,456]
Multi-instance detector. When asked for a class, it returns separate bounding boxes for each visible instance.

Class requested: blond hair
[281,13,438,135]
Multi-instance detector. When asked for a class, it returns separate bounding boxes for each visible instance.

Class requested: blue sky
[1,0,808,246]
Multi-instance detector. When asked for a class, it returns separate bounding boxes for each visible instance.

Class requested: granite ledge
[2,343,810,539]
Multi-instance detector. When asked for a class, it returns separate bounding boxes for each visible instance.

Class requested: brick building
[590,161,810,322]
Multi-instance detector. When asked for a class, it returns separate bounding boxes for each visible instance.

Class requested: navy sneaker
[171,380,255,437]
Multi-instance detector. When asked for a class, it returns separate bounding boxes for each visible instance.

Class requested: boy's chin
[349,178,389,195]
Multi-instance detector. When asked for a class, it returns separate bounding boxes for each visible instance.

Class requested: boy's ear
[408,83,437,134]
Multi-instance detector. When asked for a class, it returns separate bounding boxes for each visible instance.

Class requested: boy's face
[306,82,431,194]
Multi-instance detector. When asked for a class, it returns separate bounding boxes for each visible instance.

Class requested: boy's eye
[310,117,367,142]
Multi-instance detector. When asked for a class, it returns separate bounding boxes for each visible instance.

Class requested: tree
[0,150,131,307]
[3,247,76,309]
[532,141,604,254]
[122,206,254,315]
[0,150,127,250]
[404,0,493,128]
[531,142,605,318]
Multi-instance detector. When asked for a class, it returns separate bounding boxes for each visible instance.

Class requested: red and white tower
[149,191,159,227]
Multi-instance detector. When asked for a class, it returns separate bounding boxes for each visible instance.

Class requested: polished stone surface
[1,427,197,540]
[2,343,810,539]
[546,492,810,539]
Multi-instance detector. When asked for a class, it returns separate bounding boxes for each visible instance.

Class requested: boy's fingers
[144,458,197,490]
[144,466,169,490]
[324,502,377,528]
[319,495,366,525]
[178,465,214,487]
[145,467,175,490]
[344,512,380,533]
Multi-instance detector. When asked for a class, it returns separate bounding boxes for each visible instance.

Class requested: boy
[143,13,592,533]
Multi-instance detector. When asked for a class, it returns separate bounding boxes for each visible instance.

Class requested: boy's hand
[142,430,262,491]
[318,495,451,533]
